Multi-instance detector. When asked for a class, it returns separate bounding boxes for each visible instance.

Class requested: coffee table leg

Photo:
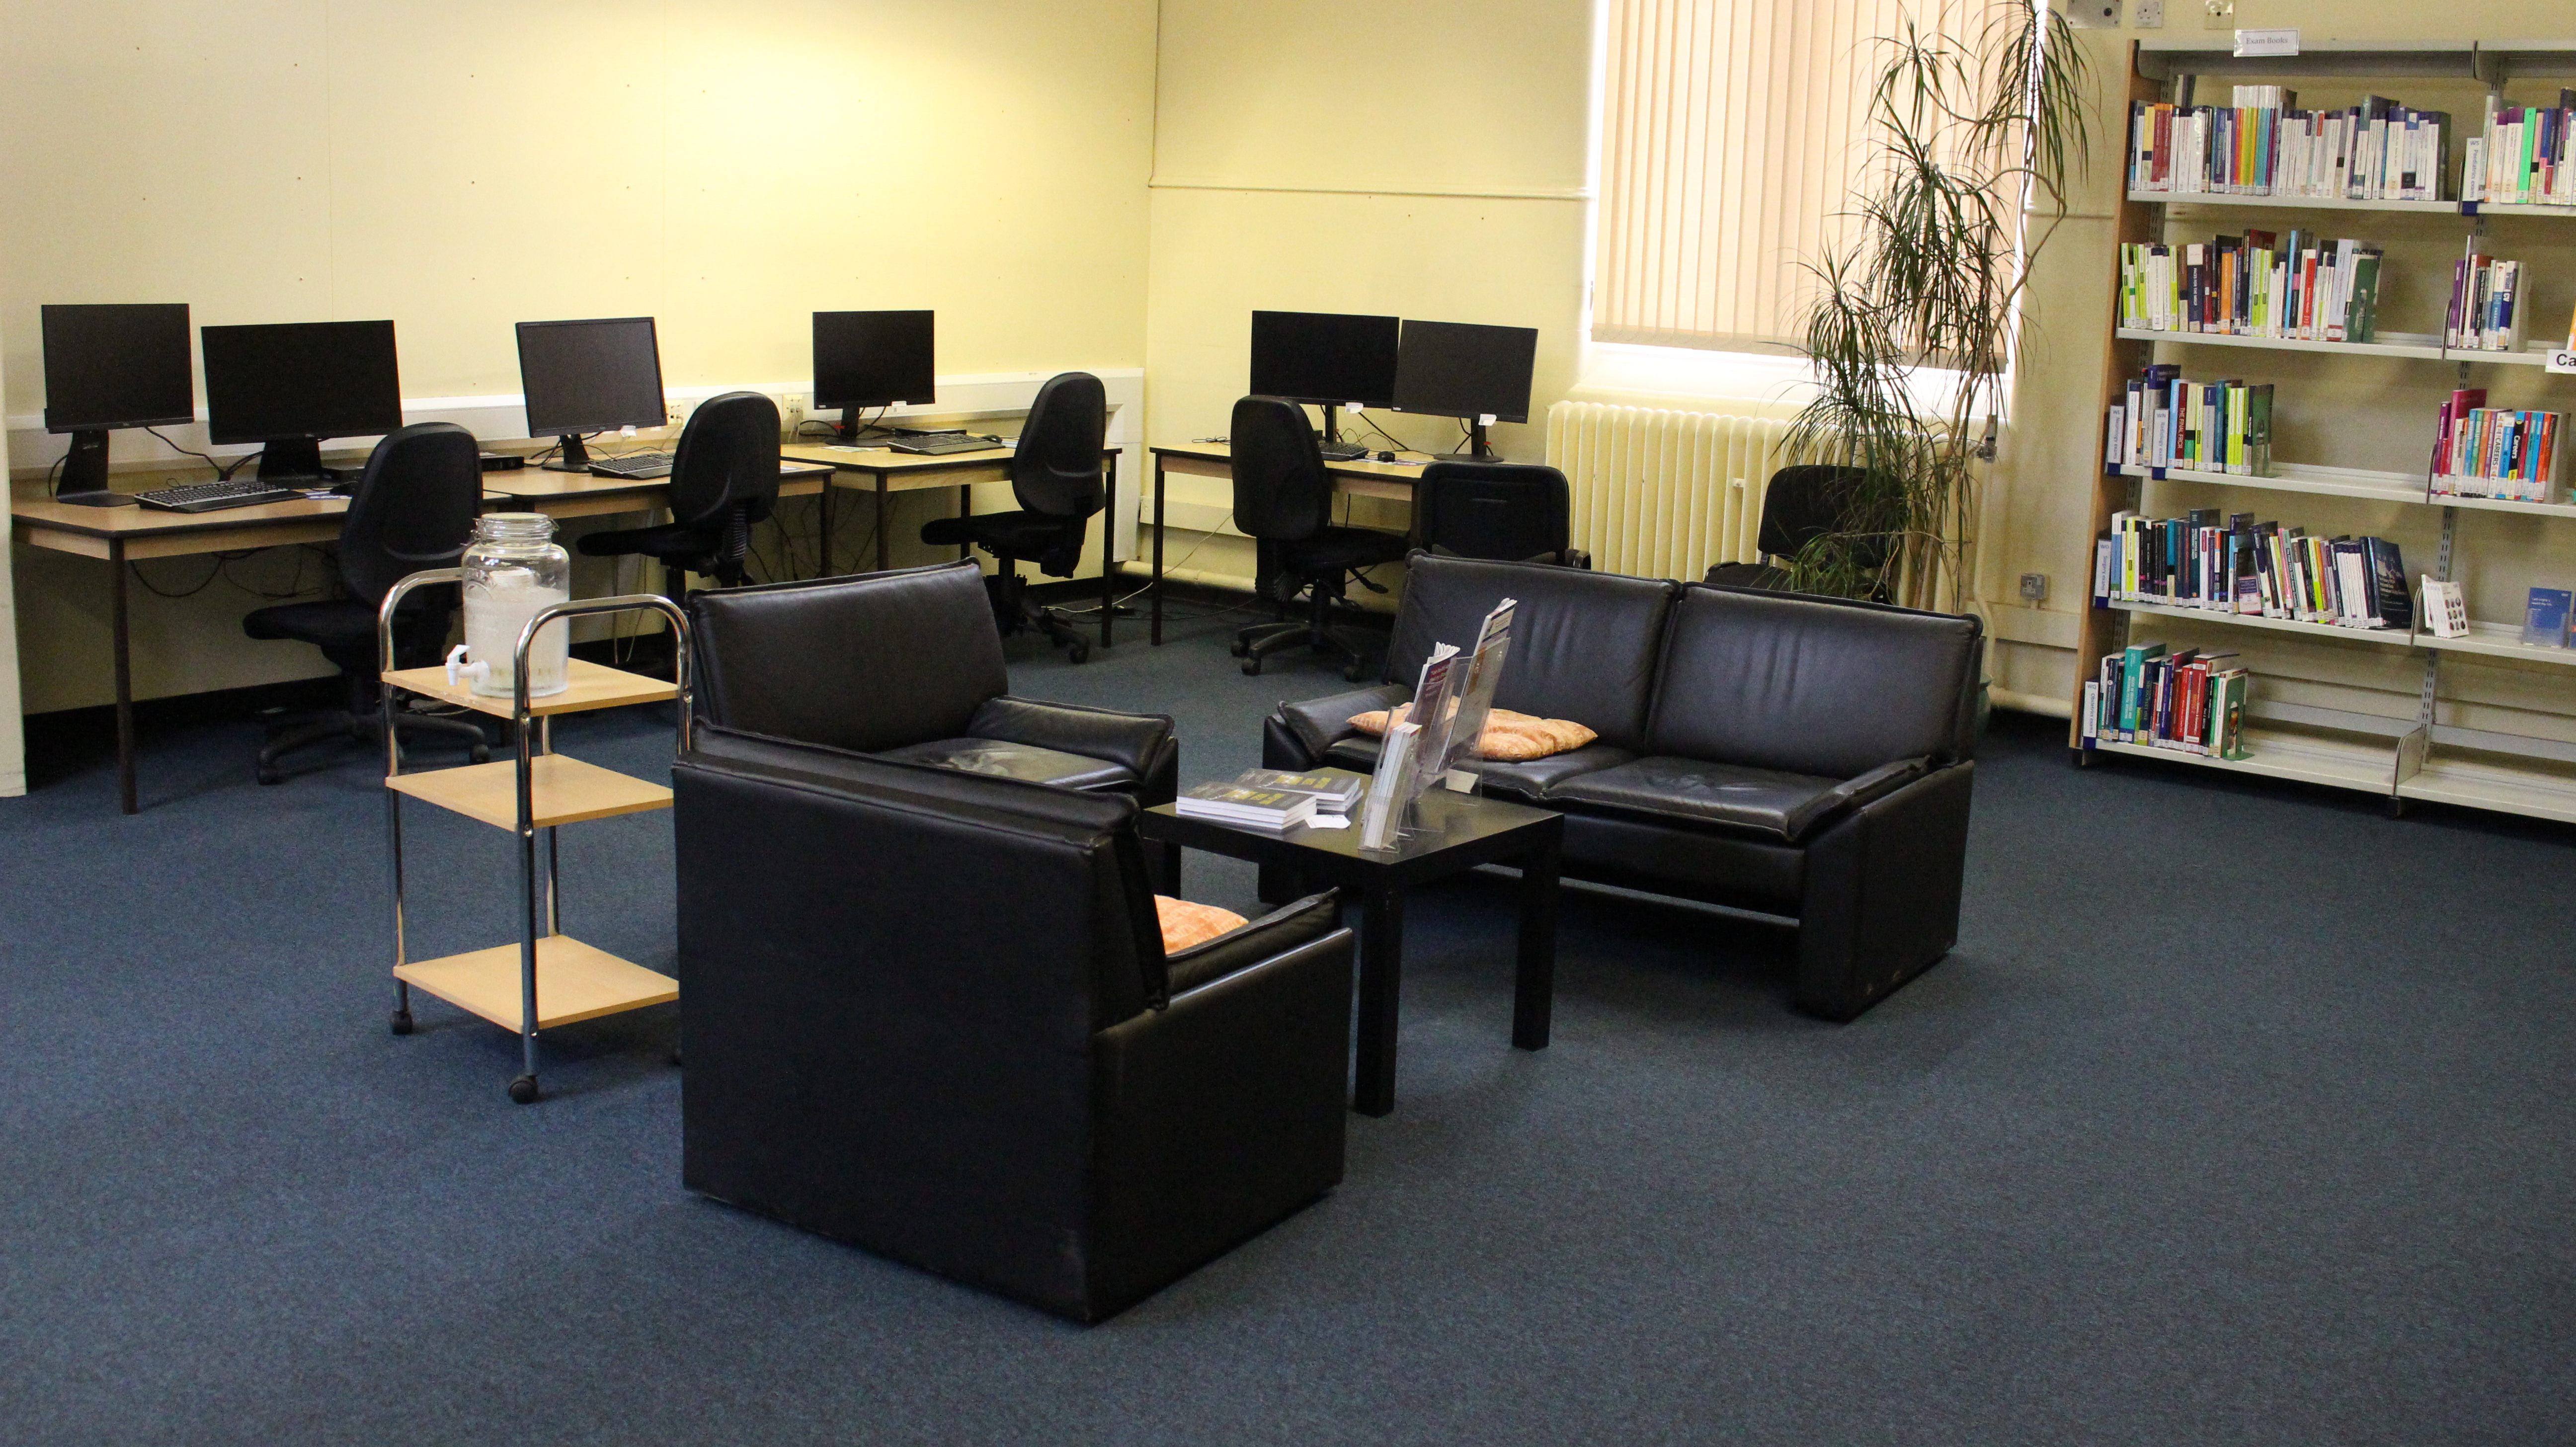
[1353,881,1406,1117]
[1513,835,1561,1050]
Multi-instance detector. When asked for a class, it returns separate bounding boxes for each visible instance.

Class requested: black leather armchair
[674,739,1354,1322]
[687,559,1179,808]
[1264,553,1982,1021]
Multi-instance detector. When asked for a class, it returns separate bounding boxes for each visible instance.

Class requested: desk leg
[1353,881,1407,1116]
[957,482,973,562]
[1150,456,1167,645]
[110,537,137,814]
[876,478,890,572]
[1513,835,1562,1051]
[1100,452,1115,649]
[818,482,833,577]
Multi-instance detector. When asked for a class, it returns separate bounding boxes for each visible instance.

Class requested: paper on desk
[1301,814,1350,830]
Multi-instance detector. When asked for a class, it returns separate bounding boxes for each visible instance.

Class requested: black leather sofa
[674,738,1355,1322]
[1262,553,1983,1021]
[686,560,1179,805]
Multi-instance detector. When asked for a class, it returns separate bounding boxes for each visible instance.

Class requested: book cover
[2522,587,2571,647]
[2420,577,2469,638]
[1232,768,1367,813]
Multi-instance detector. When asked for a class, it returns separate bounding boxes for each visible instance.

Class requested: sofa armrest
[1165,891,1341,997]
[1794,760,1973,1021]
[1782,755,1931,841]
[1272,683,1412,763]
[970,695,1174,781]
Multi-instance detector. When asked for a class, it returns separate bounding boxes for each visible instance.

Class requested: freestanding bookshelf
[2074,37,2576,824]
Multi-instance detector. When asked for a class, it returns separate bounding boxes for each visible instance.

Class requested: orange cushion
[1347,705,1599,762]
[1154,895,1249,953]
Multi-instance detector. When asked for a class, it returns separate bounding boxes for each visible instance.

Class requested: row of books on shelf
[2463,94,2576,206]
[2104,367,2274,475]
[2127,90,2450,200]
[2428,390,2563,501]
[2117,230,2384,341]
[2092,509,2412,630]
[2446,249,2530,351]
[2081,644,2251,758]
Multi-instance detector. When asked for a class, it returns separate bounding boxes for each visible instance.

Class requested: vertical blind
[1593,0,1979,352]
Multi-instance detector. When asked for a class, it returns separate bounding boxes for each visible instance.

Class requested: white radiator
[1544,401,1792,581]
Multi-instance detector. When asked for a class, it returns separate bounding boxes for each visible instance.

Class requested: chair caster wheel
[256,768,281,786]
[1068,643,1091,665]
[1229,640,1250,657]
[390,1009,414,1036]
[1344,662,1368,682]
[508,1074,540,1105]
[1241,658,1262,676]
[470,745,491,764]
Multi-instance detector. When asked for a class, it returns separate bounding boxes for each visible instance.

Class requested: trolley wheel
[1067,642,1091,665]
[389,1008,414,1036]
[508,1074,541,1105]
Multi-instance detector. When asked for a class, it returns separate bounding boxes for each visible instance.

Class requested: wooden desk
[1143,442,1434,645]
[10,461,831,813]
[781,441,1125,646]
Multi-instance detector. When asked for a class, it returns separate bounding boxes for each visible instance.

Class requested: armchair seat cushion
[1280,525,1410,575]
[921,509,1090,576]
[1548,756,1856,842]
[876,737,1136,792]
[578,521,722,565]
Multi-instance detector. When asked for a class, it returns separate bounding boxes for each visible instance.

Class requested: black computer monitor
[200,320,403,483]
[40,303,196,508]
[1249,310,1401,447]
[1391,320,1540,462]
[813,310,936,441]
[517,317,667,472]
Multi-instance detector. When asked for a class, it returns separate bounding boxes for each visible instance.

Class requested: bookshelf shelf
[2112,599,2414,647]
[2111,461,2428,506]
[2078,39,2576,826]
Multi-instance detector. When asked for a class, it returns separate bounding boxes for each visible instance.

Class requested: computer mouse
[1374,450,1396,463]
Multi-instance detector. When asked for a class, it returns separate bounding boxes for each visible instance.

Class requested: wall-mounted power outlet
[2202,0,2234,28]
[2019,572,2049,602]
[782,393,807,441]
[2133,0,2164,28]
[665,400,686,426]
[2063,0,2120,29]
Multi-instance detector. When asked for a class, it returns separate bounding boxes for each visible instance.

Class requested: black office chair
[1416,461,1591,568]
[578,390,781,601]
[920,371,1107,664]
[1703,464,1896,594]
[241,421,491,784]
[1229,396,1410,681]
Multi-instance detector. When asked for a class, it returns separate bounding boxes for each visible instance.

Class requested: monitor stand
[255,437,337,485]
[544,432,593,473]
[832,409,898,443]
[1428,419,1500,464]
[52,429,137,508]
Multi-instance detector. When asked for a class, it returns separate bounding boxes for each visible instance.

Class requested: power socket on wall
[2202,0,2235,28]
[2019,572,2049,602]
[2062,0,2120,27]
[2133,0,2164,27]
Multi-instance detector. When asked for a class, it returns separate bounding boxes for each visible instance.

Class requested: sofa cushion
[1549,756,1857,842]
[876,737,1136,792]
[1348,705,1599,762]
[1645,585,1982,780]
[1383,553,1678,752]
[1155,895,1249,954]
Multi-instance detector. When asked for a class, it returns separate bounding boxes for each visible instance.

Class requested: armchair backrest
[1416,461,1572,563]
[1647,584,1984,778]
[1228,395,1331,542]
[1011,371,1107,519]
[337,421,481,604]
[1383,552,1678,752]
[687,561,1009,752]
[669,390,782,532]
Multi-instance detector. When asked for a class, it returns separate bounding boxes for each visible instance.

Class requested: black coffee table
[1141,777,1563,1117]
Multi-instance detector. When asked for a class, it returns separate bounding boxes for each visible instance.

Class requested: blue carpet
[2,606,2570,1445]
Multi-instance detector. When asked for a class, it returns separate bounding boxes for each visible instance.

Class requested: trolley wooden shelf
[387,754,672,831]
[393,936,679,1032]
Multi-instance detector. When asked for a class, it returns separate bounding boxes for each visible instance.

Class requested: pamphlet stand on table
[376,571,690,1104]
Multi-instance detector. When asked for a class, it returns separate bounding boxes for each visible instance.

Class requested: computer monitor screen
[814,310,936,410]
[1390,320,1539,424]
[1249,310,1400,407]
[200,320,403,445]
[42,304,196,434]
[517,317,667,438]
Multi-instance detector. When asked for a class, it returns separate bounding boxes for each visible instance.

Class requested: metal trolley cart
[376,570,690,1104]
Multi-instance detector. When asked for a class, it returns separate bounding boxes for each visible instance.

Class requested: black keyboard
[588,451,676,480]
[133,479,307,513]
[887,433,999,456]
[1318,442,1368,462]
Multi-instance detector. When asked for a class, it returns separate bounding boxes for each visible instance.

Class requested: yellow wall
[3,0,1155,717]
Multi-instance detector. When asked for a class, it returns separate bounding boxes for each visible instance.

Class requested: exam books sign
[1356,598,1516,850]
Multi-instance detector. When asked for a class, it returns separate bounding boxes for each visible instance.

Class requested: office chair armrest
[1564,549,1593,570]
[969,695,1175,780]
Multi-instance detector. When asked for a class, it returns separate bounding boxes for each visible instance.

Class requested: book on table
[1229,768,1366,816]
[1176,782,1318,831]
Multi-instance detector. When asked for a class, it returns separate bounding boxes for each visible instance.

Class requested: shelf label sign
[2233,28,2300,57]
[2548,349,2576,376]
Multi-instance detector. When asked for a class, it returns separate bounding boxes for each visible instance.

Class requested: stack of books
[2445,249,2527,351]
[1174,768,1368,832]
[2093,508,2410,630]
[2129,90,2450,201]
[2117,231,2384,343]
[2104,366,2274,476]
[2082,643,2252,759]
[2465,93,2576,205]
[2429,388,2563,501]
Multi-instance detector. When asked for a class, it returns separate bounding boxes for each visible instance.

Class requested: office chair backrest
[1011,371,1107,519]
[668,390,782,533]
[1417,461,1572,563]
[1228,395,1331,542]
[1758,465,1892,570]
[337,421,481,604]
